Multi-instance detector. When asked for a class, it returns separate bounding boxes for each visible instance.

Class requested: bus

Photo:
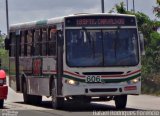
[5,13,145,109]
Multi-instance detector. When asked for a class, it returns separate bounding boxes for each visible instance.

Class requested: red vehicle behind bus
[0,70,8,108]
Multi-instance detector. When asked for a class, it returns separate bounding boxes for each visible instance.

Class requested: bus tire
[31,95,42,105]
[115,95,127,109]
[23,81,42,105]
[0,100,4,108]
[23,81,32,104]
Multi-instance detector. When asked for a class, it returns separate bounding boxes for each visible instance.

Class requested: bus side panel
[9,57,17,91]
[26,77,50,96]
[19,57,33,92]
[19,57,56,96]
[26,57,56,96]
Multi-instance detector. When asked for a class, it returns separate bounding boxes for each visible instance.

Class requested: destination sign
[65,16,136,27]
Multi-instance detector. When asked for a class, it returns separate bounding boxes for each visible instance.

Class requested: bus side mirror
[139,32,145,56]
[5,36,10,50]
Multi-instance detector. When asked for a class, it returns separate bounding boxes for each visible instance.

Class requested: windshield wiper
[82,27,96,58]
[82,27,87,43]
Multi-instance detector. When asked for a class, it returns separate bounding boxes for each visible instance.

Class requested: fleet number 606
[86,76,101,83]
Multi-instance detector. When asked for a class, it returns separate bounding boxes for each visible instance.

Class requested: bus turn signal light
[124,86,137,91]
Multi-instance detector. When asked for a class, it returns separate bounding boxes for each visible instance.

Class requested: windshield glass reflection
[66,29,139,67]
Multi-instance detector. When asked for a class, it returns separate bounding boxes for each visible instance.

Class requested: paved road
[0,85,160,116]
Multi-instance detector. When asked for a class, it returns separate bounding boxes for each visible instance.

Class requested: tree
[0,32,8,71]
[157,0,160,5]
[154,0,160,18]
[110,2,129,14]
[115,2,127,14]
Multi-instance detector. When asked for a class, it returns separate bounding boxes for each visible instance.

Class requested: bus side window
[34,29,41,56]
[20,31,26,56]
[27,30,33,56]
[42,29,47,56]
[19,32,21,56]
[10,32,16,57]
[48,28,57,56]
[24,31,27,56]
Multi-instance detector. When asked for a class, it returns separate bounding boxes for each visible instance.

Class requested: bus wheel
[23,81,32,104]
[0,100,4,108]
[31,95,42,105]
[114,95,127,109]
[23,81,42,105]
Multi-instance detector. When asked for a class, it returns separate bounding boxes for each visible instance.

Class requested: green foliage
[154,0,160,18]
[111,2,129,14]
[150,32,160,48]
[157,0,160,5]
[115,2,127,14]
[0,35,9,72]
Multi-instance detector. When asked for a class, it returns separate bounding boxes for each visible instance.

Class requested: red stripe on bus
[64,71,85,78]
[101,70,141,78]
[18,69,140,79]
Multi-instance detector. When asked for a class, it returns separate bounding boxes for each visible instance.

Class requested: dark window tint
[42,29,47,56]
[66,29,139,67]
[34,30,41,56]
[27,30,33,56]
[10,32,16,57]
[48,29,57,56]
[20,31,26,56]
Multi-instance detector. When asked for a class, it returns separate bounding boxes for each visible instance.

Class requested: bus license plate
[86,76,101,83]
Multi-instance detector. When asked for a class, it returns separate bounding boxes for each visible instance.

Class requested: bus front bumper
[0,86,8,99]
[63,82,141,97]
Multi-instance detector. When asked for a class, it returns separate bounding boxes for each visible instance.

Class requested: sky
[0,0,158,34]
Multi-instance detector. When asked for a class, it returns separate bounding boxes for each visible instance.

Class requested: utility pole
[133,0,135,12]
[126,0,128,11]
[6,0,9,36]
[101,0,104,13]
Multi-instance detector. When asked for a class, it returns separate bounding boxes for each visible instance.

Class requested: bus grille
[89,88,117,92]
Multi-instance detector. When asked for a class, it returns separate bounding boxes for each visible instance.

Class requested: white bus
[5,13,145,109]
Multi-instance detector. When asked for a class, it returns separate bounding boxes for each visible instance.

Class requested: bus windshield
[66,29,139,67]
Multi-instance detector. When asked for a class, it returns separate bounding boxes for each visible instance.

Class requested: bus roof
[10,13,136,31]
[10,16,64,31]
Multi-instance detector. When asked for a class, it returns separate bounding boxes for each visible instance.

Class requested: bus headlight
[130,78,140,84]
[65,79,79,86]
